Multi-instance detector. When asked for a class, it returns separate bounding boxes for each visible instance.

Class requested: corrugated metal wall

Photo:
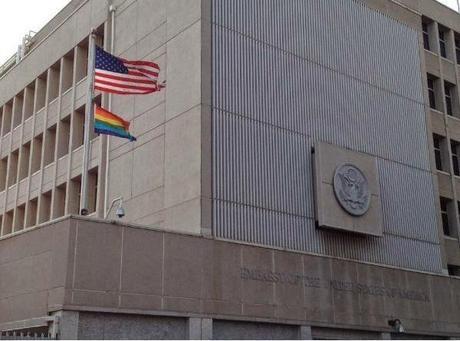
[211,0,443,272]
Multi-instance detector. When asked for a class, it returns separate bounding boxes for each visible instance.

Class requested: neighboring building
[1,0,460,339]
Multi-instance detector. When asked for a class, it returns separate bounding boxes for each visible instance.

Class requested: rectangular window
[26,198,38,228]
[0,157,7,191]
[31,134,43,173]
[69,176,81,215]
[433,134,444,171]
[448,264,460,277]
[8,150,19,187]
[3,101,12,134]
[14,204,25,232]
[39,191,52,224]
[439,28,447,58]
[3,210,13,235]
[440,197,451,236]
[445,82,453,116]
[455,33,460,65]
[44,125,57,166]
[452,140,460,176]
[19,142,31,181]
[53,183,67,219]
[427,76,436,109]
[422,22,430,50]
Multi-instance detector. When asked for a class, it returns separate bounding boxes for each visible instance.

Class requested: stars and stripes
[94,46,165,95]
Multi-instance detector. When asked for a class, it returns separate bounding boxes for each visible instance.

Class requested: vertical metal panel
[212,0,442,272]
[378,159,439,243]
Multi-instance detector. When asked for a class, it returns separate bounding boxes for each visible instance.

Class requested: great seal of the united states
[333,164,371,216]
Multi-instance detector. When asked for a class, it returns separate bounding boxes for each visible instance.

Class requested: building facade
[1,0,460,339]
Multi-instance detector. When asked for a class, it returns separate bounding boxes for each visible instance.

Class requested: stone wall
[0,217,459,337]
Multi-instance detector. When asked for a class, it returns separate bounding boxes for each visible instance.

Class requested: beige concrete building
[1,0,460,339]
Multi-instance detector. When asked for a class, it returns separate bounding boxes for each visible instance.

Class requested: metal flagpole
[80,29,97,215]
[104,5,117,218]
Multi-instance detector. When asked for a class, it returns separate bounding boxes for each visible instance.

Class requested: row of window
[0,168,98,236]
[0,26,106,140]
[0,44,88,138]
[422,17,460,64]
[0,29,106,236]
[424,17,460,274]
[0,102,98,193]
[435,133,460,239]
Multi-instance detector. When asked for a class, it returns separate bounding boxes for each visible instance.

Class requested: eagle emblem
[333,164,370,216]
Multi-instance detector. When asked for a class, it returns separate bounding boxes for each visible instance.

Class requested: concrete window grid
[424,18,458,63]
[421,15,460,261]
[0,31,105,237]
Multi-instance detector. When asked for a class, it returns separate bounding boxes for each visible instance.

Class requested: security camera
[115,206,125,218]
[388,319,405,333]
[105,197,125,219]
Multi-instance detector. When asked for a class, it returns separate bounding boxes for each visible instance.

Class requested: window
[448,264,460,277]
[69,176,81,215]
[439,27,447,58]
[422,22,430,50]
[53,183,67,219]
[44,125,57,166]
[445,82,454,116]
[39,191,52,224]
[31,134,43,173]
[19,142,30,181]
[26,198,38,228]
[427,75,436,110]
[3,210,13,235]
[452,140,460,176]
[14,204,25,232]
[8,150,18,187]
[433,134,445,171]
[0,157,7,191]
[440,197,451,236]
[456,33,460,65]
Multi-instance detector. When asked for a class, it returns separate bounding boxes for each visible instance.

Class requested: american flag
[94,46,165,95]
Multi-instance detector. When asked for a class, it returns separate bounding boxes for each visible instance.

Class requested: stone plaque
[314,142,383,236]
[333,164,371,216]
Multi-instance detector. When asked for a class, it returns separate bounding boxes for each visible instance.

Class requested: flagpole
[104,4,117,218]
[80,29,97,215]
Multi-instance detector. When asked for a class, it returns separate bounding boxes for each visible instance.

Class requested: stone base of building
[0,217,459,339]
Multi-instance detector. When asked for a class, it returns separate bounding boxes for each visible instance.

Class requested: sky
[0,0,71,64]
[437,0,460,12]
[0,0,459,66]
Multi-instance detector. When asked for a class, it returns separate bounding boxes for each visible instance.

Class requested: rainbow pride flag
[94,105,136,141]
